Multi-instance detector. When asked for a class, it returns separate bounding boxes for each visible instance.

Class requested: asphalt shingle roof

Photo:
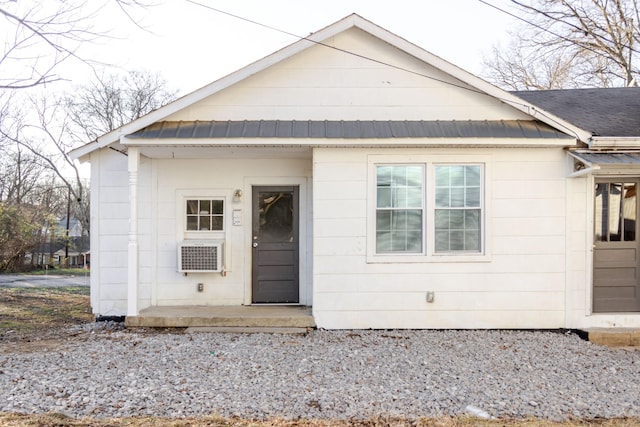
[512,87,640,137]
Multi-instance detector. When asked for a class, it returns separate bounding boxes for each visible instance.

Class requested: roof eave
[121,136,574,149]
[590,136,640,149]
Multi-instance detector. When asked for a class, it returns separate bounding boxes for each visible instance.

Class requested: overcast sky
[67,0,519,95]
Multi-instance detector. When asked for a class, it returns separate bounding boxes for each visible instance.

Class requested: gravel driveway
[1,327,639,421]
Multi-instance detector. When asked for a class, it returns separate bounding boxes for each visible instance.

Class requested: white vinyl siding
[314,147,574,329]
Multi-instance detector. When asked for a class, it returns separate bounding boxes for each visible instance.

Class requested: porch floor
[125,305,315,329]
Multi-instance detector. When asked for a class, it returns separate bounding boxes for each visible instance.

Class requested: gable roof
[513,88,640,137]
[70,14,590,160]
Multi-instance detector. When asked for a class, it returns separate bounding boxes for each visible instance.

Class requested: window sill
[184,231,225,240]
[366,253,491,264]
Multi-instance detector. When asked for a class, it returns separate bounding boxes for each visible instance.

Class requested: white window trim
[185,198,226,233]
[176,189,230,241]
[366,154,492,264]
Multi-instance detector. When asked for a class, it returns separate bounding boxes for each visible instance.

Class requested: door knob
[253,242,259,248]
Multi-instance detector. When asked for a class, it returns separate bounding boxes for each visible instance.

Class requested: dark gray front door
[252,186,299,303]
[593,180,640,312]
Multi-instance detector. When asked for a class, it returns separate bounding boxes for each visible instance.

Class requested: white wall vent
[178,241,223,273]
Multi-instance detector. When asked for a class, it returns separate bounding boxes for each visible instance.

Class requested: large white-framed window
[369,157,487,261]
[376,165,424,253]
[434,165,482,253]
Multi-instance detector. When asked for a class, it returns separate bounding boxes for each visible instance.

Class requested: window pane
[465,210,480,230]
[435,188,449,208]
[212,200,224,214]
[200,200,211,214]
[392,166,408,186]
[376,230,392,252]
[435,210,449,230]
[594,183,608,241]
[406,210,422,230]
[623,183,636,241]
[435,166,449,187]
[465,165,481,186]
[377,188,391,208]
[186,216,198,230]
[211,216,223,230]
[435,230,449,252]
[407,229,422,252]
[394,188,408,208]
[377,166,392,186]
[406,188,422,208]
[449,165,465,186]
[186,200,198,215]
[466,187,480,207]
[450,187,465,207]
[199,216,210,230]
[465,230,480,251]
[450,210,464,229]
[392,210,407,229]
[391,230,409,252]
[406,166,423,187]
[450,230,465,251]
[377,210,391,231]
[609,183,622,242]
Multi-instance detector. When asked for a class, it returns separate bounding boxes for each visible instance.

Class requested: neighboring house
[70,14,640,329]
[27,217,90,268]
[53,235,90,268]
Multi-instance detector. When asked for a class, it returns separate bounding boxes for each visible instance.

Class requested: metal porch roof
[128,120,573,140]
[569,151,640,166]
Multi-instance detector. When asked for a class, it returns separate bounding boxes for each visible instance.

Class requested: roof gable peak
[70,14,591,160]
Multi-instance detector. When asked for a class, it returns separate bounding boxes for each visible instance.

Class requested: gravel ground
[1,327,639,421]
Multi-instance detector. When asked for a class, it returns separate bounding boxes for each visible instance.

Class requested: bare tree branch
[0,0,153,90]
[483,0,640,89]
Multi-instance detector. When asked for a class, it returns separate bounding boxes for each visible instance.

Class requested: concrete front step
[584,328,640,347]
[186,326,311,334]
[125,305,315,329]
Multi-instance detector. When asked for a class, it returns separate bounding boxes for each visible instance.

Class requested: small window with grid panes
[186,199,224,231]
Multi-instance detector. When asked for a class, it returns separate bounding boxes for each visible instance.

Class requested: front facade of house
[71,15,640,330]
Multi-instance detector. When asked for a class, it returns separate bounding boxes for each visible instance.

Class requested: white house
[70,14,640,330]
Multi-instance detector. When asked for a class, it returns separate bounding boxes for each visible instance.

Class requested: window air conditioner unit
[178,241,223,273]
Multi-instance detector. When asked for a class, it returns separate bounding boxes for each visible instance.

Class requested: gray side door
[593,180,640,312]
[252,186,299,304]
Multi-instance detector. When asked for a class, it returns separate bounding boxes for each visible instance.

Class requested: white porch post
[127,145,140,316]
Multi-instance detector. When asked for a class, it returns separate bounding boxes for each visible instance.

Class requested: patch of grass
[0,414,638,427]
[0,286,92,332]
